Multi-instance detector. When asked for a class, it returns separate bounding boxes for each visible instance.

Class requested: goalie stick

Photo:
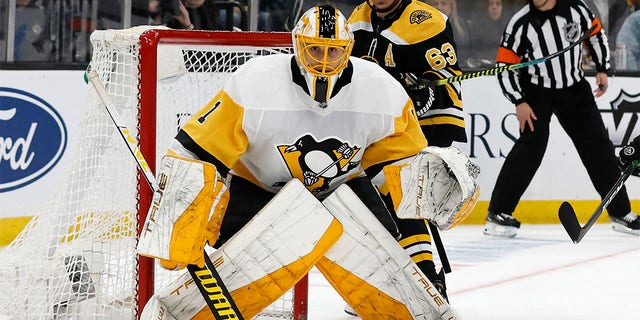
[86,69,244,320]
[558,160,639,243]
[408,24,598,89]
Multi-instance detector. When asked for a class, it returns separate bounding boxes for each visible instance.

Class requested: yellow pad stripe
[192,218,343,320]
[382,165,404,211]
[316,257,413,320]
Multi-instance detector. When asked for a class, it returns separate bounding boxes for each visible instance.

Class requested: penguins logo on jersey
[563,23,581,42]
[410,10,432,24]
[278,134,361,195]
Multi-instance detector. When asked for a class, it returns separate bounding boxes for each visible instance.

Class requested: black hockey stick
[409,24,598,88]
[87,70,244,320]
[558,160,639,243]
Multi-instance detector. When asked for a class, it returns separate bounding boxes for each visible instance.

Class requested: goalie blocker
[138,154,230,269]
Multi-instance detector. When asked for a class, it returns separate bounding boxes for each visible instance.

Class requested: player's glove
[618,135,640,176]
[400,73,436,113]
[408,83,435,111]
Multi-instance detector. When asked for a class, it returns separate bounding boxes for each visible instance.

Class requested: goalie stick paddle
[558,160,639,244]
[86,69,245,320]
[409,24,598,88]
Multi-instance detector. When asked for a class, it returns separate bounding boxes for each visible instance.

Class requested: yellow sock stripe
[398,234,431,247]
[411,252,434,264]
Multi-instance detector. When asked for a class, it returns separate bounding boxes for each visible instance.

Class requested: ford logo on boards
[0,87,67,192]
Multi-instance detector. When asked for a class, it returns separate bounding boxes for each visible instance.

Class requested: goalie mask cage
[0,26,308,320]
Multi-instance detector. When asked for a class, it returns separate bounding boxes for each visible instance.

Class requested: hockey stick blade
[558,202,583,243]
[87,69,244,320]
[558,160,638,244]
[410,24,597,88]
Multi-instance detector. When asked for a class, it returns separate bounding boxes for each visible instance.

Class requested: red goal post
[136,28,302,318]
[0,27,307,320]
[134,28,307,320]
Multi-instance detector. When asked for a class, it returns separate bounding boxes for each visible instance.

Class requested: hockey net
[0,26,306,320]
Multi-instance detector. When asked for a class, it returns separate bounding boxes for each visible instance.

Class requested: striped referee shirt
[496,0,610,105]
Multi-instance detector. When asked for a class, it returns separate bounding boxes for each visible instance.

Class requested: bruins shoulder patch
[409,10,432,24]
[387,3,445,44]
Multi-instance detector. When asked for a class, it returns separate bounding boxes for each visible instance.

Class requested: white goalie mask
[292,5,354,105]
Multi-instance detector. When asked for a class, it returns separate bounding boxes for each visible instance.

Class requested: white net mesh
[0,26,296,320]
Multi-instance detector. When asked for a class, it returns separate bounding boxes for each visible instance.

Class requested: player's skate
[430,270,448,302]
[483,211,520,237]
[610,212,640,236]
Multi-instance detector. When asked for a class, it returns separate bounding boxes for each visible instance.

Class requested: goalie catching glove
[385,146,480,230]
[137,154,229,270]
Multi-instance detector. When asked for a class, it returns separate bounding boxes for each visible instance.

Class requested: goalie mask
[292,5,354,105]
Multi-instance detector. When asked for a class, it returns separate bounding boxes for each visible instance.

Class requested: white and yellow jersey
[176,54,426,197]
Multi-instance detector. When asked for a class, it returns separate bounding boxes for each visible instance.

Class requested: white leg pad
[140,179,343,320]
[140,296,178,320]
[318,184,461,320]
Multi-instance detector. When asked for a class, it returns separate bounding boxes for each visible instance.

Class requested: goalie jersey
[176,54,427,198]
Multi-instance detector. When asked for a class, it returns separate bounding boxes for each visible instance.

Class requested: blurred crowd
[1,0,638,71]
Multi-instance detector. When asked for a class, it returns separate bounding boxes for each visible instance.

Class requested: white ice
[306,224,640,320]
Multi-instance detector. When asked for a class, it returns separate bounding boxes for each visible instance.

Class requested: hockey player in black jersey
[346,0,468,311]
[348,0,466,148]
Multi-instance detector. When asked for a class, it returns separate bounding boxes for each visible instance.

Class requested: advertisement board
[456,76,640,202]
[0,71,86,219]
[1,71,639,239]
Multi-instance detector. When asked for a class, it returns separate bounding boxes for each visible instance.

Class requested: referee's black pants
[489,79,630,218]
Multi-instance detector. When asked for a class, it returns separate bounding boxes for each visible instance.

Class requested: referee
[483,0,640,237]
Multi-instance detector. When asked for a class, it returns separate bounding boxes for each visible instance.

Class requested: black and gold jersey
[349,0,466,145]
